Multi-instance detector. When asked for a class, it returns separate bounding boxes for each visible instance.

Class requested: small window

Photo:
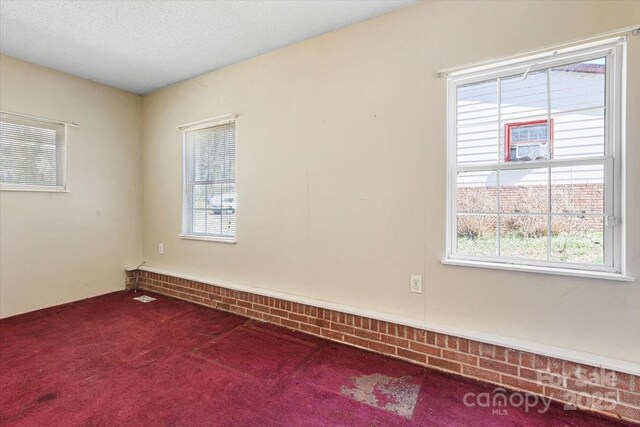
[0,113,67,190]
[446,39,625,275]
[181,117,236,241]
[505,119,553,162]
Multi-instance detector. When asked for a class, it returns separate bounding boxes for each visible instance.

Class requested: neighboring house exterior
[456,61,605,234]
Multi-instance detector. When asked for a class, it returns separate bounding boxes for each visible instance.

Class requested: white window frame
[443,38,632,281]
[0,112,69,192]
[179,114,237,243]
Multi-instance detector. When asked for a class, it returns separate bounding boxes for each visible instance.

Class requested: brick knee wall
[126,269,640,423]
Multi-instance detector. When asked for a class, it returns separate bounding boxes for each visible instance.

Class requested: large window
[446,39,626,276]
[0,113,67,191]
[181,117,236,242]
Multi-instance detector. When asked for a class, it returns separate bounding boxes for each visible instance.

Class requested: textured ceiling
[0,0,414,94]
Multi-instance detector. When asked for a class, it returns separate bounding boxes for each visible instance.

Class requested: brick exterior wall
[457,184,604,232]
[126,269,640,423]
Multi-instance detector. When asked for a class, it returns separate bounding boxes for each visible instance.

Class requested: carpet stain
[341,374,420,418]
[35,393,58,404]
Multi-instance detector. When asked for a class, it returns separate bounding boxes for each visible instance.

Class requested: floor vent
[133,295,156,303]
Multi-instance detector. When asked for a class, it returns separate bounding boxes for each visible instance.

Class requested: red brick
[288,313,309,323]
[457,338,469,353]
[405,327,417,341]
[602,403,640,423]
[562,361,584,378]
[270,308,288,318]
[395,324,407,338]
[343,334,369,348]
[507,349,520,365]
[493,346,508,362]
[222,296,236,305]
[616,373,638,392]
[245,309,261,319]
[436,333,447,348]
[544,385,593,409]
[520,367,564,388]
[565,377,618,397]
[548,357,564,375]
[311,318,327,328]
[237,300,252,309]
[380,334,409,348]
[320,329,342,341]
[501,375,543,394]
[442,349,478,366]
[409,341,441,357]
[215,302,230,311]
[521,352,536,369]
[620,390,640,407]
[534,355,549,371]
[330,322,354,335]
[345,314,355,326]
[397,348,427,364]
[428,357,461,373]
[426,331,436,345]
[462,365,500,383]
[354,328,380,341]
[479,358,518,376]
[446,336,459,350]
[261,314,281,324]
[468,340,481,356]
[253,304,270,314]
[280,319,299,329]
[368,341,395,355]
[353,316,363,328]
[299,323,321,335]
[230,306,246,316]
[479,343,494,358]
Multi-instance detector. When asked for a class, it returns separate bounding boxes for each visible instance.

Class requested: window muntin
[182,120,236,240]
[447,41,623,273]
[0,114,66,189]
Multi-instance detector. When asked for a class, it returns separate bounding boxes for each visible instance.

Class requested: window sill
[179,234,236,244]
[0,185,69,193]
[441,258,635,282]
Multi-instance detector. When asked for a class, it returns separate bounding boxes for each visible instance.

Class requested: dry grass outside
[457,231,604,264]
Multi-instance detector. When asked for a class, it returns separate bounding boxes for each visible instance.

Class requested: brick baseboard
[126,269,640,423]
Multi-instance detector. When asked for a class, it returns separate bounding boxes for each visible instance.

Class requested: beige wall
[141,0,640,364]
[0,55,142,318]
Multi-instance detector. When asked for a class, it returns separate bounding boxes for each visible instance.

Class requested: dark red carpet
[0,291,631,426]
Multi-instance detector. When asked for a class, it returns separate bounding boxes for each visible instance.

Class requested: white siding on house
[456,59,606,174]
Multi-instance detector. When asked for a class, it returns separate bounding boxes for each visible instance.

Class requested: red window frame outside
[504,119,554,162]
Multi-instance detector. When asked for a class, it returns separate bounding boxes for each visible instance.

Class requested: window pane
[457,79,497,127]
[551,58,605,112]
[499,215,548,260]
[500,70,548,122]
[193,184,206,209]
[499,168,548,213]
[551,165,604,214]
[457,171,497,213]
[500,114,547,162]
[183,121,236,238]
[193,209,206,234]
[456,215,496,257]
[220,182,236,237]
[552,109,604,159]
[0,116,64,187]
[551,216,604,264]
[457,123,498,165]
[190,124,235,183]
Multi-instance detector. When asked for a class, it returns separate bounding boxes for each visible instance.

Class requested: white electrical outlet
[158,243,164,254]
[410,275,423,294]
